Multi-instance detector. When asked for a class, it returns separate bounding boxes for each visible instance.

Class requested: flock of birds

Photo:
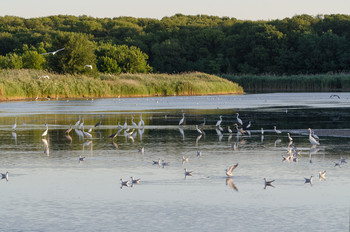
[5,111,348,190]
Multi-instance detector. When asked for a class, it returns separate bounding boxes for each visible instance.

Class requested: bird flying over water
[226,163,239,177]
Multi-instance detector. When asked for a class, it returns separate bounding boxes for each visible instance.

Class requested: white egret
[139,114,145,127]
[228,126,233,134]
[225,163,239,177]
[79,118,84,130]
[131,116,138,127]
[274,126,282,134]
[195,125,203,134]
[82,127,92,139]
[246,121,251,129]
[287,133,293,142]
[41,47,65,55]
[236,113,243,125]
[74,116,81,128]
[41,123,48,137]
[84,65,93,69]
[40,75,50,79]
[123,118,128,129]
[308,128,320,146]
[216,115,223,127]
[179,113,185,126]
[12,118,17,131]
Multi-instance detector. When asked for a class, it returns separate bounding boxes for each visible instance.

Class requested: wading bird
[236,113,243,125]
[216,115,223,127]
[308,128,320,146]
[179,113,185,126]
[41,123,48,137]
[274,126,282,135]
[12,118,17,131]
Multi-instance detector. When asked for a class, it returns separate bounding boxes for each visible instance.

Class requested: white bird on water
[308,128,320,146]
[179,113,185,126]
[274,126,282,134]
[226,163,239,177]
[41,123,48,137]
[138,114,145,127]
[236,113,243,125]
[216,115,223,127]
[12,117,17,131]
[75,115,81,128]
[41,47,65,55]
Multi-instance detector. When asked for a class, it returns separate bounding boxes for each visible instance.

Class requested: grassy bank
[221,74,350,93]
[0,69,243,100]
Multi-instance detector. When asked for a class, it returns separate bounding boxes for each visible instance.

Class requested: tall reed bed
[221,74,350,92]
[0,70,243,100]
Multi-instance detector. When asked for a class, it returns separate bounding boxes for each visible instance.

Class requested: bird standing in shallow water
[274,126,281,135]
[308,128,320,146]
[236,113,243,125]
[179,113,185,126]
[42,123,48,137]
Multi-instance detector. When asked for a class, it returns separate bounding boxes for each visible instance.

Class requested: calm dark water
[0,93,349,231]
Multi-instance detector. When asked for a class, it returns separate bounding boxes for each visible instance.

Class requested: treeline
[1,14,350,74]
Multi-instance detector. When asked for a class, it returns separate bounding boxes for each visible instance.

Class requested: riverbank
[221,74,350,92]
[0,69,243,101]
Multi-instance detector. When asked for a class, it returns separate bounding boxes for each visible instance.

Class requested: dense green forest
[1,14,350,75]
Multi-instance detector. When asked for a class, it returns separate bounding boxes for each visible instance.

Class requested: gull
[319,170,326,181]
[225,163,239,177]
[182,156,189,164]
[197,151,202,157]
[79,156,86,162]
[216,115,223,127]
[41,47,65,55]
[264,178,275,189]
[130,176,141,184]
[274,126,282,134]
[179,112,185,126]
[304,176,313,184]
[84,65,93,69]
[308,128,320,146]
[12,117,17,131]
[236,113,243,125]
[184,168,193,177]
[41,123,49,137]
[226,177,238,191]
[1,172,9,181]
[120,179,129,188]
[246,121,251,129]
[153,158,161,165]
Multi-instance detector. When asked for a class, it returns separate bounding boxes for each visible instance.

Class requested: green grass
[221,74,350,92]
[0,69,243,100]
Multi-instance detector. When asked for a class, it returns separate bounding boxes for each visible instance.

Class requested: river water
[0,93,349,231]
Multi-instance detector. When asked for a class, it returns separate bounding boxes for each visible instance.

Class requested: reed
[0,70,243,100]
[221,74,350,93]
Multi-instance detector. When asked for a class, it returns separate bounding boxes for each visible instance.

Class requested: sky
[1,0,350,20]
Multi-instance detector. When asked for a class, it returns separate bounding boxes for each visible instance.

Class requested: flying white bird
[41,47,65,55]
[226,163,239,177]
[84,65,93,69]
